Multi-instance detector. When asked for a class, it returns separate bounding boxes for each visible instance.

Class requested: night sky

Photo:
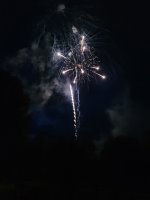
[0,0,150,199]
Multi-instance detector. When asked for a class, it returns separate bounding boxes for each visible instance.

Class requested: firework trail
[76,84,80,133]
[70,84,78,139]
[72,82,80,139]
[56,27,106,138]
[34,5,107,138]
[1,3,108,139]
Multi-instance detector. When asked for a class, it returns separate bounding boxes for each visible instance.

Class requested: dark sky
[0,0,150,141]
[0,1,150,199]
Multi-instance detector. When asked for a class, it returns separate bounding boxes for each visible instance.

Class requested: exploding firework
[2,3,108,139]
[56,30,106,84]
[55,27,106,138]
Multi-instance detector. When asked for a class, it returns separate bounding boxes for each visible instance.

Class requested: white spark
[57,52,62,56]
[82,46,86,52]
[73,79,76,84]
[68,52,72,56]
[91,66,100,70]
[57,52,67,59]
[81,35,85,40]
[80,35,85,46]
[81,69,84,74]
[102,75,106,79]
[93,71,106,79]
[62,69,73,74]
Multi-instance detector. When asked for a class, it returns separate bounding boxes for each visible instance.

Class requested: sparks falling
[69,84,77,139]
[56,27,106,139]
[57,34,106,84]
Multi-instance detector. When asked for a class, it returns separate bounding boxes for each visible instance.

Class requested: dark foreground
[0,71,150,200]
[0,136,150,200]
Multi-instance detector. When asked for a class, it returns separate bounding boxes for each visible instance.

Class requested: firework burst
[55,27,106,139]
[56,31,106,84]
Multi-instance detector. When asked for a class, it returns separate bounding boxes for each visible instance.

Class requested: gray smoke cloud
[2,3,103,115]
[107,91,150,138]
[57,4,66,13]
[3,36,71,112]
[95,91,150,154]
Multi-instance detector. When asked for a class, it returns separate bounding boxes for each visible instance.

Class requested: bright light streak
[91,66,100,70]
[55,31,106,139]
[81,35,85,40]
[80,35,85,53]
[81,69,84,74]
[57,52,67,59]
[82,46,86,52]
[73,78,77,84]
[70,84,77,139]
[93,71,106,79]
[57,52,62,56]
[62,69,73,74]
[102,75,106,79]
[73,67,78,84]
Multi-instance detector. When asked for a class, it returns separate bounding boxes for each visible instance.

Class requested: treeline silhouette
[0,69,150,199]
